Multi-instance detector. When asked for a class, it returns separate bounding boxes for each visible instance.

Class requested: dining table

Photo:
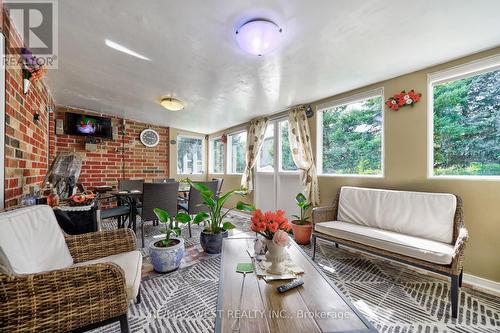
[109,182,191,232]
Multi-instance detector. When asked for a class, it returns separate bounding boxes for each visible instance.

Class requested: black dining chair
[153,178,176,183]
[212,178,224,197]
[137,182,179,248]
[178,180,218,238]
[118,179,145,191]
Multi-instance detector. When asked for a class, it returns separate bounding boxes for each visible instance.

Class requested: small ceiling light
[235,19,282,56]
[160,97,184,111]
[105,39,151,61]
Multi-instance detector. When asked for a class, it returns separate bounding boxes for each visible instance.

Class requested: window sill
[318,173,384,178]
[428,175,500,181]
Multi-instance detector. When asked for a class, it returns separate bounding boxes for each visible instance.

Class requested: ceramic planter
[291,221,313,245]
[200,230,228,254]
[265,241,288,274]
[149,237,184,273]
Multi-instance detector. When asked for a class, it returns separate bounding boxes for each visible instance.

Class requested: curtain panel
[288,106,320,205]
[241,117,269,192]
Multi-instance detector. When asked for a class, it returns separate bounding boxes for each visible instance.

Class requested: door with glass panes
[254,119,302,220]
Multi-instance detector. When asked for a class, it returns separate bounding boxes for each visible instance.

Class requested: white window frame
[316,87,385,178]
[176,134,206,175]
[226,130,247,175]
[209,137,225,174]
[427,54,500,180]
[256,122,275,173]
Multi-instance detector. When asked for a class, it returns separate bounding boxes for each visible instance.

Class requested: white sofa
[0,205,141,332]
[312,186,468,318]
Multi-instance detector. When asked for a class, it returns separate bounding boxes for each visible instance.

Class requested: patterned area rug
[95,213,500,333]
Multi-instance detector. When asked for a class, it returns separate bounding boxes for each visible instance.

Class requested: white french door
[254,119,303,220]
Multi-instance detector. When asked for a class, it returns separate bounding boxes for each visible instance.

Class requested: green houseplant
[290,193,313,245]
[148,209,191,272]
[189,180,254,254]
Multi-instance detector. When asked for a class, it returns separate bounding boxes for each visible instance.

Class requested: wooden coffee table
[215,237,377,333]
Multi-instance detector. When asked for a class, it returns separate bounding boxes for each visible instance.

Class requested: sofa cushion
[74,250,142,301]
[337,187,456,243]
[0,205,74,275]
[315,221,454,265]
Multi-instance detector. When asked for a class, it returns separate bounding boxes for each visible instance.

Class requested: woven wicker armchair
[311,187,468,318]
[0,228,138,333]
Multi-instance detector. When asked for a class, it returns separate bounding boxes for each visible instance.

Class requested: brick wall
[54,106,169,189]
[2,7,55,207]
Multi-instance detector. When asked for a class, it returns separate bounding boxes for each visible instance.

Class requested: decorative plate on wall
[140,128,160,147]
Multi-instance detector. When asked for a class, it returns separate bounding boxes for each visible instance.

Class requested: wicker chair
[311,187,468,318]
[0,206,140,333]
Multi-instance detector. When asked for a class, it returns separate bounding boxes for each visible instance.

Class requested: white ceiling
[43,0,500,134]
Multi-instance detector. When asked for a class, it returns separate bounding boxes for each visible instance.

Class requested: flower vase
[265,241,287,274]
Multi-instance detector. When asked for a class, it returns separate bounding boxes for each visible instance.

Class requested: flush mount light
[105,39,151,61]
[235,19,282,56]
[160,97,184,111]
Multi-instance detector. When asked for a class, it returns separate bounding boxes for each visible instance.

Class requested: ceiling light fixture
[235,19,282,56]
[160,97,184,111]
[105,39,151,61]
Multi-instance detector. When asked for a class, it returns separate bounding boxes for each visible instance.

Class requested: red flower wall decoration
[385,90,421,111]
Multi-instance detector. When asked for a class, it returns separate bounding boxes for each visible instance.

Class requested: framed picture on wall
[0,32,5,209]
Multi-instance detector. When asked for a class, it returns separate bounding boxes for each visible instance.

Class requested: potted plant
[190,180,254,254]
[291,193,313,245]
[149,208,191,273]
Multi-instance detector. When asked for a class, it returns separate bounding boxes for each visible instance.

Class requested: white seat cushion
[337,187,456,243]
[0,205,74,274]
[315,221,455,265]
[74,250,142,301]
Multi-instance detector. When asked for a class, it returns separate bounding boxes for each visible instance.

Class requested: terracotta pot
[291,220,313,245]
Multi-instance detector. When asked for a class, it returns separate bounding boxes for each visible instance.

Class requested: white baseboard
[463,274,500,296]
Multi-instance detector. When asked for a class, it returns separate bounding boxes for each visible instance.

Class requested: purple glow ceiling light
[235,19,282,56]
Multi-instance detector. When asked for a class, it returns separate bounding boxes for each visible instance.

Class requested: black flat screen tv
[65,112,112,138]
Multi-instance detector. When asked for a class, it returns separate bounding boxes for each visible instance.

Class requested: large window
[227,131,246,174]
[279,120,298,171]
[429,56,500,178]
[209,137,225,174]
[258,123,275,172]
[317,89,383,176]
[177,135,205,174]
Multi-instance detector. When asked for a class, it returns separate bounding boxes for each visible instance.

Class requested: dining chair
[178,180,218,237]
[118,179,145,191]
[137,182,179,248]
[212,178,224,197]
[153,178,176,183]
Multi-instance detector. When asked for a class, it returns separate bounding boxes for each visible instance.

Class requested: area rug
[95,213,500,333]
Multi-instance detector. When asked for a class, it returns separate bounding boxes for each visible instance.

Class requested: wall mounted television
[65,112,112,138]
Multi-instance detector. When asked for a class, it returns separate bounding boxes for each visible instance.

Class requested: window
[177,135,205,174]
[429,56,500,178]
[209,137,225,174]
[257,123,275,172]
[279,120,298,171]
[317,89,383,176]
[227,131,246,174]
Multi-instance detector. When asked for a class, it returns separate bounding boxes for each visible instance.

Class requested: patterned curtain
[288,106,320,205]
[241,117,268,192]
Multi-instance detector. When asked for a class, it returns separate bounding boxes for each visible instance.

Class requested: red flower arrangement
[251,209,292,240]
[385,90,421,111]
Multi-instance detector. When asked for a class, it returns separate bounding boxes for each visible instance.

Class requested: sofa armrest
[0,263,128,332]
[65,228,137,263]
[312,206,336,226]
[451,227,469,275]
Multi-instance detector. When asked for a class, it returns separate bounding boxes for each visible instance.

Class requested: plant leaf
[172,227,182,236]
[296,193,307,204]
[153,208,170,223]
[193,211,209,224]
[222,221,236,230]
[175,212,191,223]
[236,201,255,212]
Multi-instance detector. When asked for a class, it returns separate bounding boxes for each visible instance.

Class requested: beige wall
[206,47,500,282]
